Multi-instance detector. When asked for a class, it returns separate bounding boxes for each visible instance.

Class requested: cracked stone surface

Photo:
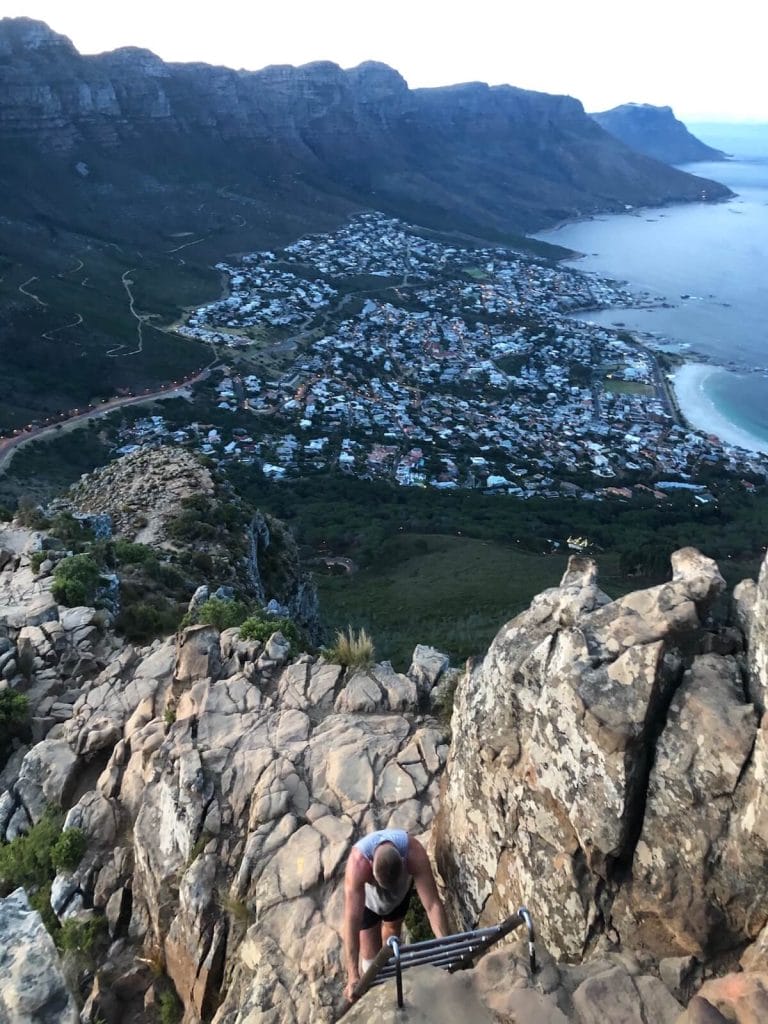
[0,888,79,1024]
[4,523,768,1023]
[433,549,768,965]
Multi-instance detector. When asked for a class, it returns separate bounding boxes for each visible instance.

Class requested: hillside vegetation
[0,17,729,430]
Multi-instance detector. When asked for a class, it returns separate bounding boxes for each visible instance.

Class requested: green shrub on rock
[0,816,87,892]
[0,691,29,758]
[157,989,183,1024]
[57,915,105,956]
[29,551,46,574]
[51,827,87,872]
[51,553,101,607]
[239,615,303,654]
[0,813,88,940]
[193,597,249,632]
[0,810,61,894]
[117,598,184,645]
[113,539,156,565]
[49,512,94,549]
[15,497,49,530]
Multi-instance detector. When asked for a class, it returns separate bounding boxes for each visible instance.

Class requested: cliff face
[0,17,730,239]
[434,548,768,970]
[591,103,728,165]
[3,488,768,1023]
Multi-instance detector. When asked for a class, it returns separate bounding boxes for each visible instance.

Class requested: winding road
[0,358,218,476]
[41,313,84,342]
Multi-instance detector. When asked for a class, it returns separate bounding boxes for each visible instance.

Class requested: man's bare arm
[343,851,368,997]
[408,838,450,938]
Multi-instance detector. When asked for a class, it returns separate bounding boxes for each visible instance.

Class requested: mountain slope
[0,18,731,432]
[0,19,729,232]
[591,103,728,164]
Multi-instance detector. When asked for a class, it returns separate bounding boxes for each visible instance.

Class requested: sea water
[533,124,768,452]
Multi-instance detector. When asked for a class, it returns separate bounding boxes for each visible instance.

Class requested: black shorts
[360,886,413,930]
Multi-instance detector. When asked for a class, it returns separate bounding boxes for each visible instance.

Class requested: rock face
[5,531,768,1024]
[67,447,215,546]
[62,447,320,635]
[0,16,730,243]
[0,516,450,1023]
[0,888,79,1023]
[740,551,768,713]
[591,104,727,165]
[434,546,768,968]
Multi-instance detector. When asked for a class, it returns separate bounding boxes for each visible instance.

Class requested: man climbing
[343,827,450,1001]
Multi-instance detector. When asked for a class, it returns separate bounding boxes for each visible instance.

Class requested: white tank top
[355,829,413,915]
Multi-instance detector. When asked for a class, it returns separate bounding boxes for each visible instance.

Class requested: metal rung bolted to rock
[338,906,536,1017]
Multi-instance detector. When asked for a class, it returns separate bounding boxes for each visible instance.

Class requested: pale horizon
[2,1,767,122]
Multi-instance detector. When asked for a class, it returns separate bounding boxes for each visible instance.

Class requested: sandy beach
[673,363,768,455]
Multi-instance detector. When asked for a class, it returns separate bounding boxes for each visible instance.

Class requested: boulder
[409,644,450,700]
[9,738,79,829]
[175,624,222,684]
[675,974,768,1024]
[59,605,98,632]
[374,662,419,711]
[0,888,79,1023]
[334,671,383,713]
[187,584,209,614]
[0,591,58,630]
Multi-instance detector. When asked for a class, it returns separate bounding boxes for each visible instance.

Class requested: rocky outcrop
[61,447,320,636]
[345,946,686,1024]
[6,529,768,1023]
[0,888,79,1023]
[66,447,213,545]
[433,545,768,967]
[676,973,768,1024]
[0,516,450,1024]
[591,104,727,165]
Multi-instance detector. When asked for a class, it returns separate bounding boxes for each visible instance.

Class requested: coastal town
[115,212,767,501]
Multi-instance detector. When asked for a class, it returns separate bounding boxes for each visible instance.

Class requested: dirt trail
[18,276,48,308]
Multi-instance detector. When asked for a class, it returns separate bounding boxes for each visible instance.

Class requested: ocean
[532,124,768,453]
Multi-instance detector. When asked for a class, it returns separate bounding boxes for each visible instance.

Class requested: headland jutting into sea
[535,124,768,456]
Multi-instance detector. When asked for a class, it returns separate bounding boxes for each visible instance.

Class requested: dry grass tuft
[324,626,375,669]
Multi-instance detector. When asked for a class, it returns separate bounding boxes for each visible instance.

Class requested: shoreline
[672,363,768,455]
[569,306,768,457]
[536,190,736,240]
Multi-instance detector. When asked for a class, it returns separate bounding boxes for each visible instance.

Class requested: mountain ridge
[0,16,732,436]
[591,102,728,165]
[0,16,730,233]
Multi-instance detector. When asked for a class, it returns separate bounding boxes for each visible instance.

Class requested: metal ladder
[339,907,536,1017]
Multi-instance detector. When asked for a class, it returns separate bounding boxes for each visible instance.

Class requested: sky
[2,0,766,121]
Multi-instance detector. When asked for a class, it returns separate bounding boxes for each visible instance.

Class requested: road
[0,361,217,476]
